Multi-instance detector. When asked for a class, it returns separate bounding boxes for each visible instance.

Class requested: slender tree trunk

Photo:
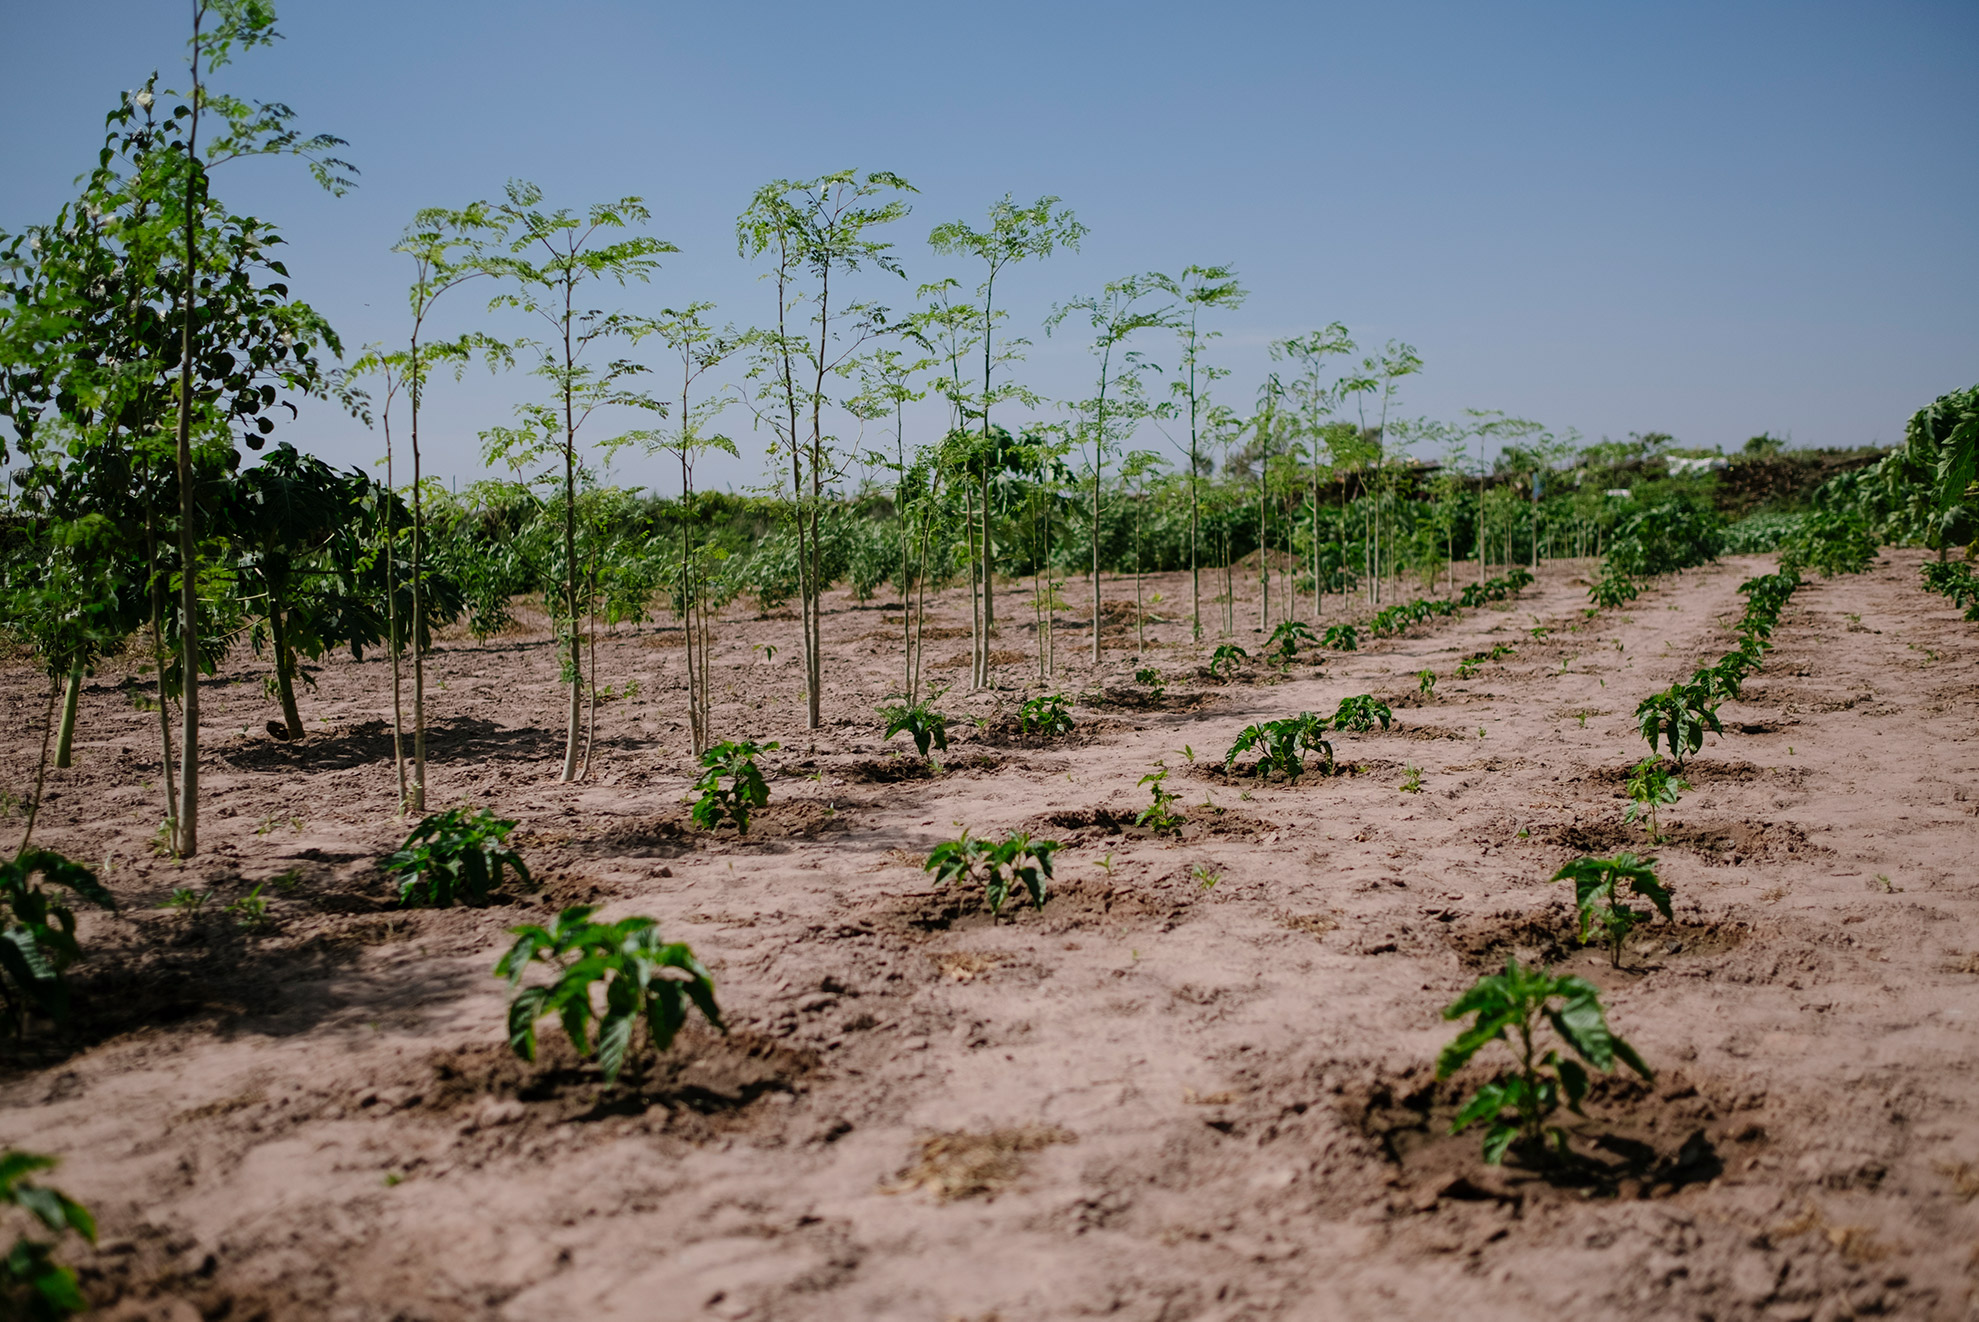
[53,668,82,770]
[269,592,304,738]
[410,335,429,811]
[173,22,205,856]
[18,680,59,857]
[145,526,179,836]
[559,296,584,781]
[384,413,406,809]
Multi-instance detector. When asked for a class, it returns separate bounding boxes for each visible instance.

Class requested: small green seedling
[1400,765,1423,794]
[1134,666,1165,698]
[1331,694,1393,734]
[1622,758,1688,843]
[162,887,206,915]
[1017,693,1075,739]
[924,830,1059,916]
[1634,682,1721,767]
[1437,957,1651,1164]
[1321,623,1358,652]
[1224,713,1333,779]
[1137,763,1186,834]
[1209,643,1250,681]
[1,1150,96,1319]
[1267,619,1318,664]
[880,696,950,757]
[1418,669,1436,696]
[497,905,723,1085]
[385,807,531,907]
[1553,853,1673,967]
[1191,863,1221,891]
[227,885,269,930]
[690,739,779,833]
[0,852,113,1037]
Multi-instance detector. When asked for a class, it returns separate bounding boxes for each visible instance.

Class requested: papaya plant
[689,739,777,833]
[0,851,114,1036]
[1016,692,1075,739]
[1623,759,1687,843]
[1224,712,1332,778]
[1321,623,1357,652]
[1553,852,1672,966]
[497,905,723,1084]
[384,806,530,907]
[881,695,950,757]
[1208,642,1249,681]
[1330,693,1393,734]
[1,1151,95,1320]
[1634,682,1720,767]
[924,829,1059,916]
[1267,619,1317,664]
[1437,956,1652,1164]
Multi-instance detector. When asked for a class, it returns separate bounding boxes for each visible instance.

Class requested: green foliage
[1400,764,1424,794]
[1016,693,1075,739]
[689,739,777,832]
[1588,570,1640,609]
[1266,619,1317,663]
[1553,853,1673,966]
[924,829,1059,916]
[1921,561,1979,620]
[226,884,268,929]
[1136,762,1185,834]
[1778,509,1879,577]
[880,697,950,758]
[1417,668,1436,696]
[1603,499,1723,578]
[1633,682,1721,767]
[1369,596,1458,638]
[1438,958,1651,1164]
[1459,567,1535,608]
[1320,623,1358,652]
[1623,758,1689,843]
[384,807,530,908]
[1133,665,1165,697]
[1208,643,1250,680]
[1,1151,95,1320]
[0,851,113,1036]
[162,887,205,914]
[496,905,722,1085]
[1330,694,1393,734]
[1224,712,1333,779]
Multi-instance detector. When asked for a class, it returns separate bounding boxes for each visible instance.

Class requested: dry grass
[884,1127,1076,1201]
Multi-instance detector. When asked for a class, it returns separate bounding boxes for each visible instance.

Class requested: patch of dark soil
[583,799,853,857]
[220,716,569,772]
[1540,815,1824,866]
[1343,1063,1757,1201]
[421,1027,815,1129]
[1085,685,1218,713]
[875,876,1192,936]
[1445,908,1751,973]
[835,752,1000,783]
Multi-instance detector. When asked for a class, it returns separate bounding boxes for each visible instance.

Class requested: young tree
[849,343,931,699]
[477,182,673,782]
[1268,325,1354,617]
[739,171,914,727]
[929,196,1084,684]
[641,302,742,755]
[1337,341,1422,604]
[1154,266,1246,640]
[1046,274,1171,665]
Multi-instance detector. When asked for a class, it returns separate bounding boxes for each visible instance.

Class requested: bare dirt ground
[2,549,1975,1321]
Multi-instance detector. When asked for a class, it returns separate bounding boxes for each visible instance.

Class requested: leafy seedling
[497,905,723,1085]
[1134,666,1165,698]
[690,739,778,833]
[1553,853,1673,967]
[1209,643,1250,681]
[227,885,269,930]
[1267,619,1318,664]
[1634,682,1721,767]
[0,852,114,1037]
[1321,623,1358,652]
[162,887,206,915]
[1331,694,1393,734]
[1,1150,96,1319]
[1224,713,1333,779]
[1192,863,1221,891]
[1016,693,1075,739]
[1137,763,1186,835]
[881,696,951,758]
[1622,758,1689,843]
[924,830,1060,917]
[385,807,531,908]
[1418,669,1436,696]
[1400,765,1424,794]
[1437,957,1652,1164]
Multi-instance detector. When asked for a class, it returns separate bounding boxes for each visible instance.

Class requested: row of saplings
[0,563,1621,1311]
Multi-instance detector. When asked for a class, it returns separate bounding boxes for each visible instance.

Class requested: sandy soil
[1,549,1975,1321]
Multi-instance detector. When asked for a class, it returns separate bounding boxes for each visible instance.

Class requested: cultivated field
[2,550,1974,1321]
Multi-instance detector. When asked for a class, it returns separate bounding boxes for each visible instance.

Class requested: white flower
[134,90,154,108]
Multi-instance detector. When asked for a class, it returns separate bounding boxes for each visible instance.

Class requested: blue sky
[4,0,1975,496]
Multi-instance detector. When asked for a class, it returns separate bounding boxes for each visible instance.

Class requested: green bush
[690,740,777,832]
[384,807,530,908]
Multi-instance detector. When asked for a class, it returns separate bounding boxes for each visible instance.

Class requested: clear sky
[4,0,1975,497]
